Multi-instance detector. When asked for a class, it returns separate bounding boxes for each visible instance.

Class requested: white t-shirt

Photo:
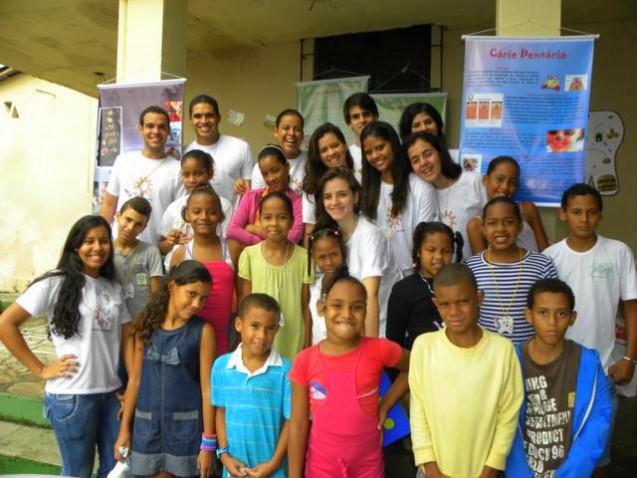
[349,144,363,183]
[347,216,400,337]
[309,278,326,345]
[159,194,233,269]
[437,172,486,261]
[251,151,308,195]
[544,236,637,369]
[518,221,539,252]
[302,192,317,225]
[185,135,254,203]
[374,174,437,278]
[16,274,131,394]
[106,151,183,244]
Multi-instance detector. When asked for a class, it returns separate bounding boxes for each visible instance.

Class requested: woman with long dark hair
[360,121,437,277]
[0,215,132,478]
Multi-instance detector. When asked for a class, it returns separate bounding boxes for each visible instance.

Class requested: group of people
[0,91,635,478]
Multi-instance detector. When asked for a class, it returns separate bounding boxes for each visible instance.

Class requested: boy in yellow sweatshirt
[409,263,523,478]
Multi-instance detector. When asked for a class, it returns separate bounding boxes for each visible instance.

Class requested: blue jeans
[44,391,120,478]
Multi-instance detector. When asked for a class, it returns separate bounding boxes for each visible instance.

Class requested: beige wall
[2,18,636,292]
[0,75,97,291]
[572,18,637,252]
[183,41,304,152]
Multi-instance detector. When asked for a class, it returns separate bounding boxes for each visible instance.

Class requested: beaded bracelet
[200,433,217,452]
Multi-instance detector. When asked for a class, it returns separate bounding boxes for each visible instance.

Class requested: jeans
[44,391,120,478]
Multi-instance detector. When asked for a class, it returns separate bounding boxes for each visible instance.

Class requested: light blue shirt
[212,345,291,477]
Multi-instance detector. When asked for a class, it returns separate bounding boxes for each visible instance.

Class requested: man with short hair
[185,94,254,202]
[100,106,183,244]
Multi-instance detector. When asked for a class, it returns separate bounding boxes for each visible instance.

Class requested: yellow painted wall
[0,75,97,291]
[183,41,304,152]
[2,19,636,292]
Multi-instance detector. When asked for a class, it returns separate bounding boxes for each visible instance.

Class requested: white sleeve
[159,204,177,237]
[414,176,437,223]
[15,277,59,317]
[619,244,637,301]
[302,193,316,225]
[146,245,165,277]
[241,142,255,180]
[251,163,265,189]
[357,229,387,279]
[106,155,123,197]
[221,198,234,238]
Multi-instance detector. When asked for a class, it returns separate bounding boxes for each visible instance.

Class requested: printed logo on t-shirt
[591,262,612,279]
[309,381,327,401]
[440,208,457,230]
[94,289,114,331]
[384,209,404,237]
[125,176,154,199]
[290,177,303,195]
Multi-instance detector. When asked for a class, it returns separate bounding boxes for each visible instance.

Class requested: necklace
[418,273,435,296]
[261,240,291,266]
[486,247,523,335]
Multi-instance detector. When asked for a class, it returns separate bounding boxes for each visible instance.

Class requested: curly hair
[132,260,212,345]
[30,215,115,339]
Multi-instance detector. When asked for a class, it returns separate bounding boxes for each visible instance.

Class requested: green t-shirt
[239,243,313,359]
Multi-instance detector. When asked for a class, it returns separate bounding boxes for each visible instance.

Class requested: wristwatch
[216,447,229,459]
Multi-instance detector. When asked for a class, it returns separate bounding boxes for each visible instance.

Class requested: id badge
[136,273,148,287]
[125,282,135,299]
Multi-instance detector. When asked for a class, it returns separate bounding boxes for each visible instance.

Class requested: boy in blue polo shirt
[212,293,291,478]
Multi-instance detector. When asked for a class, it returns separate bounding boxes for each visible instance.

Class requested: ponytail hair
[411,221,464,268]
[132,260,212,345]
[320,265,364,302]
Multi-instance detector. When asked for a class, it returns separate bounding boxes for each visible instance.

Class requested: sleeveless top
[185,241,235,355]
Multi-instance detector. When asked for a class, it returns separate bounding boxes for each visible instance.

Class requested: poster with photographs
[97,106,122,167]
[459,36,594,205]
[93,78,185,208]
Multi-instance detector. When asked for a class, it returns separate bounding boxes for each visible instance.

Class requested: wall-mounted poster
[459,36,595,206]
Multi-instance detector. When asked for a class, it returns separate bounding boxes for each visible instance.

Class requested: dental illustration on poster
[585,111,624,196]
[459,36,595,205]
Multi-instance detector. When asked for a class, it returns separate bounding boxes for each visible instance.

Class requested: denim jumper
[130,317,205,477]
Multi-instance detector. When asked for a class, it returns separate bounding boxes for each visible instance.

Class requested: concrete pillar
[116,0,187,82]
[495,0,563,241]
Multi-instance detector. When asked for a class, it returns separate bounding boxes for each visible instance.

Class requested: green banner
[371,92,447,134]
[296,76,370,145]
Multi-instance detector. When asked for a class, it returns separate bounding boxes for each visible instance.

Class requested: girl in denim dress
[115,261,217,478]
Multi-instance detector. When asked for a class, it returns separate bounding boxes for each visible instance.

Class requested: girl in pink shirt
[227,145,303,265]
[288,270,410,478]
[170,184,235,355]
